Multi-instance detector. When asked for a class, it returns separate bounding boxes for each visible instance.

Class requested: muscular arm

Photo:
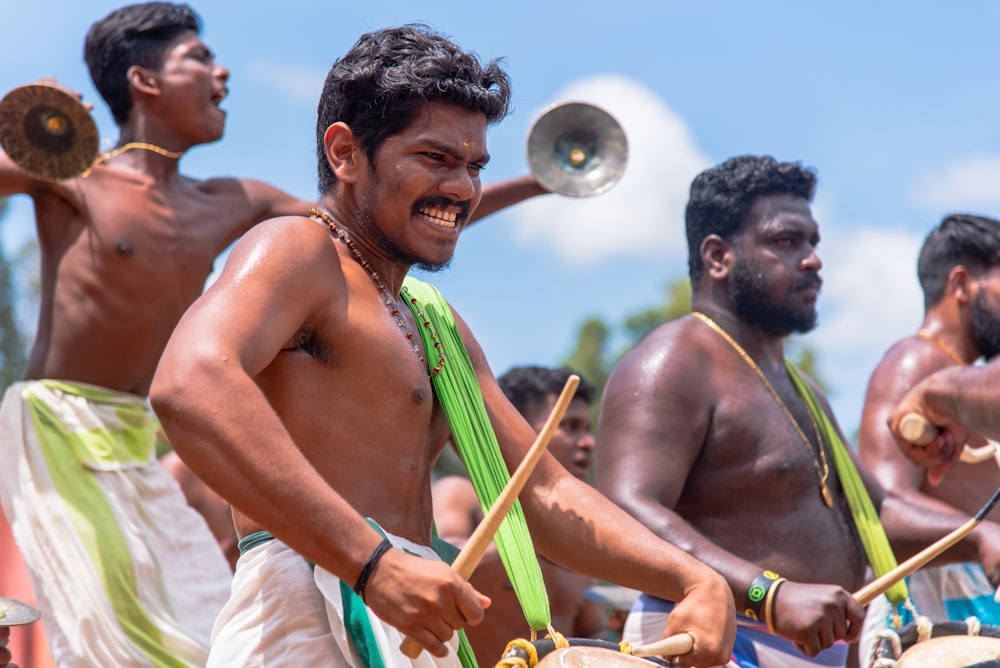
[470,173,550,222]
[594,327,765,600]
[150,218,486,657]
[452,314,735,667]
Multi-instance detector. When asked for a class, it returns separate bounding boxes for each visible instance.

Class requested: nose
[215,63,230,83]
[439,165,478,203]
[801,244,822,273]
[577,432,596,453]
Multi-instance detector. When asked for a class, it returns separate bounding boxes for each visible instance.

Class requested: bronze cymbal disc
[0,83,99,181]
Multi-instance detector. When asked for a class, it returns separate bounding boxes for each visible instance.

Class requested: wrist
[353,537,393,602]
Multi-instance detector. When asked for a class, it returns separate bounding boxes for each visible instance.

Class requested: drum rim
[500,637,676,667]
[871,619,1000,664]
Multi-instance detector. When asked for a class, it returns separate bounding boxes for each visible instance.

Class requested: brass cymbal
[0,596,41,627]
[0,83,99,181]
[526,102,628,198]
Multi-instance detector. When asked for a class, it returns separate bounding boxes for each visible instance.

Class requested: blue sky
[4,1,1000,438]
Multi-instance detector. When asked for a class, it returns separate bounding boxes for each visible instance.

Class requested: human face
[154,31,230,145]
[970,266,1000,360]
[355,102,488,270]
[729,193,822,337]
[525,395,595,481]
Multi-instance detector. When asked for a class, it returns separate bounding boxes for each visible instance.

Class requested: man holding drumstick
[857,214,1000,662]
[149,23,736,668]
[596,155,997,668]
[0,3,553,665]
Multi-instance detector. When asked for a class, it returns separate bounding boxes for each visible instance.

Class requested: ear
[700,234,733,280]
[948,265,974,305]
[126,65,160,96]
[323,122,362,184]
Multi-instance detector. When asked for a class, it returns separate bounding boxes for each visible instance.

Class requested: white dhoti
[0,380,232,667]
[209,530,464,667]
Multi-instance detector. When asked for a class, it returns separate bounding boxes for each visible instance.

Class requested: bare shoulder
[605,316,718,396]
[865,336,943,407]
[229,214,336,267]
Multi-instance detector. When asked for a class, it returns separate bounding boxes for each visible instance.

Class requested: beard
[729,257,820,337]
[354,192,454,274]
[970,289,1000,360]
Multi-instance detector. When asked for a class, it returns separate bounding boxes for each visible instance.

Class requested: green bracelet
[744,570,780,621]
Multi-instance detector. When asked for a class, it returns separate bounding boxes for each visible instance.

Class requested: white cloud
[815,222,923,354]
[911,155,1000,213]
[510,75,710,266]
[243,60,326,106]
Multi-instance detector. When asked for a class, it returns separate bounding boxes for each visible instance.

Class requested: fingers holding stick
[399,375,580,658]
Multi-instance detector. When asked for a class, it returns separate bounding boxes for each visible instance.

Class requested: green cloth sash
[786,362,909,605]
[403,276,552,631]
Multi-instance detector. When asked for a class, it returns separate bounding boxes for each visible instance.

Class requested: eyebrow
[424,138,489,166]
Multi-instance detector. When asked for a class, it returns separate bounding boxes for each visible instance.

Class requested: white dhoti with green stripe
[0,380,232,667]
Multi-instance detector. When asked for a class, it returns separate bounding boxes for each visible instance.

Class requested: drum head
[897,634,1000,667]
[537,646,671,667]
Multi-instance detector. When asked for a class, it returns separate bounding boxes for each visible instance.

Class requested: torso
[26,163,262,395]
[233,218,453,544]
[652,318,866,588]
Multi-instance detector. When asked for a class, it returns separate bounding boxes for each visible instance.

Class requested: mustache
[792,272,822,292]
[414,196,469,222]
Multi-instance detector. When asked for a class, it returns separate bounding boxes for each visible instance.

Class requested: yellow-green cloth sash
[24,381,185,667]
[786,362,909,605]
[403,276,552,631]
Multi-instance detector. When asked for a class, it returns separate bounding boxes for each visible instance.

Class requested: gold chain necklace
[692,311,833,508]
[915,329,966,366]
[81,142,185,177]
[309,208,446,376]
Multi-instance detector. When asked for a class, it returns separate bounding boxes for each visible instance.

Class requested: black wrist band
[744,570,780,621]
[354,538,392,601]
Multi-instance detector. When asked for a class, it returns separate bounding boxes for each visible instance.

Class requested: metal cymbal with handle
[0,82,99,181]
[526,101,628,197]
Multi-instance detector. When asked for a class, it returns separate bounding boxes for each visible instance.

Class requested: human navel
[115,239,134,258]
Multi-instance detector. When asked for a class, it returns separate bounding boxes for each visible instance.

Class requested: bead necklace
[309,208,446,376]
[915,329,966,366]
[692,311,833,508]
[82,142,185,177]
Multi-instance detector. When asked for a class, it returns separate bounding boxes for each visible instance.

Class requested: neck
[917,316,974,365]
[690,304,786,366]
[315,199,411,293]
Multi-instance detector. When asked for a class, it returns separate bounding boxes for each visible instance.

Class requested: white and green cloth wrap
[403,276,551,632]
[0,379,231,667]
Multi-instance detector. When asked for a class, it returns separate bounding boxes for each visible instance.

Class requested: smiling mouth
[418,206,458,229]
[211,88,228,106]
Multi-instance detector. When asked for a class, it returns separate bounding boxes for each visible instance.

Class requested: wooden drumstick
[630,631,694,658]
[400,375,580,658]
[899,412,937,446]
[853,485,1000,606]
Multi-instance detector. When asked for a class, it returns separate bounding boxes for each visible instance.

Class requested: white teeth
[419,208,457,227]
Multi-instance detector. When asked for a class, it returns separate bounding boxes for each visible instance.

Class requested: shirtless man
[433,365,607,662]
[149,24,736,668]
[0,4,549,665]
[595,155,998,667]
[857,214,1000,661]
